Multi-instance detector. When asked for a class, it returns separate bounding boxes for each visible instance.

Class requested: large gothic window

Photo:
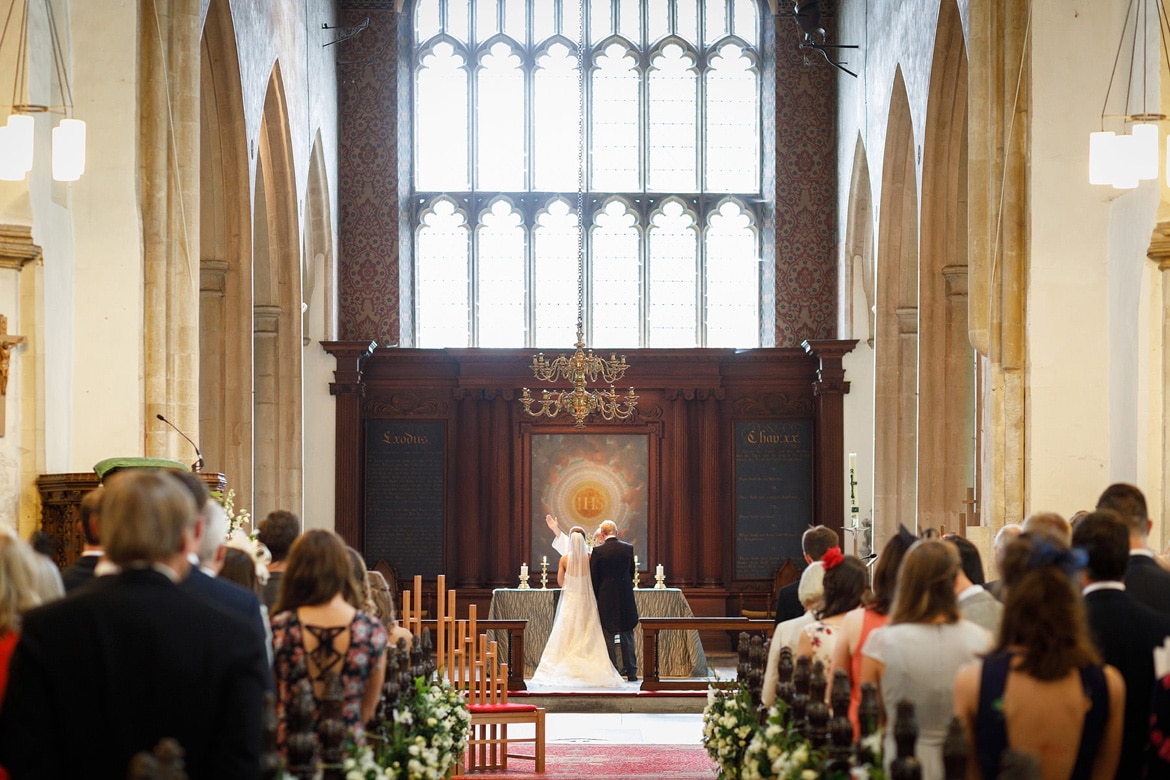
[412,0,763,348]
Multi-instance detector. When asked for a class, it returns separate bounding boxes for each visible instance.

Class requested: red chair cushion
[469,703,539,714]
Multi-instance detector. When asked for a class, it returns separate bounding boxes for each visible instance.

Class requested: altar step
[512,689,709,714]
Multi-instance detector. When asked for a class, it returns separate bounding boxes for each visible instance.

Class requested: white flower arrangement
[224,527,272,585]
[702,682,759,779]
[367,675,471,780]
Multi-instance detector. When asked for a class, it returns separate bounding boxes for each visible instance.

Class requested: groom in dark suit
[590,520,640,682]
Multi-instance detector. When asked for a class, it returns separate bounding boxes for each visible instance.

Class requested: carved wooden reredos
[325,341,855,618]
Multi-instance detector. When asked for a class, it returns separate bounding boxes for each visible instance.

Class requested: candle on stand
[542,555,547,565]
[521,562,528,577]
[656,563,664,578]
[849,452,857,473]
[634,555,639,569]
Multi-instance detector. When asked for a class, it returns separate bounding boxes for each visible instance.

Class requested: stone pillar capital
[0,225,41,270]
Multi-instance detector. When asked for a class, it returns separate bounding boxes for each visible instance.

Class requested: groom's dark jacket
[590,536,640,634]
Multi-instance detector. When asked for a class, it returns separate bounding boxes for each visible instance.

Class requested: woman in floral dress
[795,547,866,680]
[271,529,388,752]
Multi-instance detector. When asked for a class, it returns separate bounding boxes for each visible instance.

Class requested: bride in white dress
[529,527,624,688]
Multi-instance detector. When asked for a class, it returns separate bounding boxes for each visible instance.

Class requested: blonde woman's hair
[889,539,961,625]
[0,527,43,634]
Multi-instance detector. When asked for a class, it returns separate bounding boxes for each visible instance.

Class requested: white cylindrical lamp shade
[52,119,86,182]
[1112,133,1140,189]
[0,127,26,181]
[6,114,34,173]
[1132,123,1160,180]
[1089,131,1117,185]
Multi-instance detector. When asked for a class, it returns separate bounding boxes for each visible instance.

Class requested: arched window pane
[648,43,698,193]
[534,43,582,191]
[592,200,641,347]
[591,43,640,191]
[476,42,525,190]
[416,43,469,191]
[478,200,526,347]
[416,2,440,41]
[448,0,470,44]
[706,43,758,193]
[617,0,640,42]
[733,0,758,47]
[589,0,610,44]
[677,0,699,46]
[648,201,697,347]
[417,199,471,347]
[534,200,581,346]
[706,200,758,347]
[704,0,727,45]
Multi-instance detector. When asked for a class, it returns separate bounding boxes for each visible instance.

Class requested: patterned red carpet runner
[469,742,717,778]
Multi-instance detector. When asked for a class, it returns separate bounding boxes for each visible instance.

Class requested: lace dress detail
[271,610,388,751]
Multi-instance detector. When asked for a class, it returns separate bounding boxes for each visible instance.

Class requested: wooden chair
[417,574,545,774]
[740,559,799,619]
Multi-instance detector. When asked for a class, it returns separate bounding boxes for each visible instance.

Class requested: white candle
[542,555,547,566]
[656,563,664,578]
[520,563,528,578]
[634,555,639,569]
[849,452,857,473]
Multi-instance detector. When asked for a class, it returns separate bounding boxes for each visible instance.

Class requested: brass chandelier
[520,317,638,429]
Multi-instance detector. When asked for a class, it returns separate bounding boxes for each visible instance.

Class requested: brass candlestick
[518,563,530,590]
[540,557,549,589]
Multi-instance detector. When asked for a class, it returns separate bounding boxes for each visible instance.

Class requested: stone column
[141,0,201,458]
[253,305,281,517]
[1148,229,1170,550]
[943,265,975,528]
[0,225,40,535]
[895,308,919,530]
[199,260,228,475]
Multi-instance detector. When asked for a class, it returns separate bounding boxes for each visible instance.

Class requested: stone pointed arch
[303,132,335,345]
[199,0,253,501]
[254,63,304,519]
[844,134,875,347]
[918,0,972,534]
[874,67,919,540]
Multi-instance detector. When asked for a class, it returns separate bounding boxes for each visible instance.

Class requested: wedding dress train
[530,531,624,689]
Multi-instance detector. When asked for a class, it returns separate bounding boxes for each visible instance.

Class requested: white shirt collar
[957,584,984,603]
[1083,580,1126,595]
[1131,548,1156,558]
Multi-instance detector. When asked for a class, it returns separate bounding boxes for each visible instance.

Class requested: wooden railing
[421,618,528,691]
[639,617,774,691]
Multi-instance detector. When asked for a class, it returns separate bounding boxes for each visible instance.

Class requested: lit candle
[542,555,548,566]
[634,555,639,569]
[849,452,857,473]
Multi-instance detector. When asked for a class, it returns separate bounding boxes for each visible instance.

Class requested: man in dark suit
[1073,510,1170,780]
[60,485,104,591]
[1098,482,1170,613]
[0,469,266,779]
[774,525,839,625]
[171,470,272,677]
[590,520,640,682]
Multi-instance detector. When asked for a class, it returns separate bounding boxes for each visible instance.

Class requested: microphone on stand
[156,413,204,473]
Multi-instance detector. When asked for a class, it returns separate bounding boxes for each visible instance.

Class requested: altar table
[487,587,709,678]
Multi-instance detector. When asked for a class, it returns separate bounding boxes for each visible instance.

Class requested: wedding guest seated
[986,523,1022,601]
[271,530,388,753]
[795,548,866,679]
[955,532,1124,780]
[1021,511,1071,545]
[774,525,840,624]
[61,485,104,591]
[25,541,63,605]
[0,469,267,779]
[762,561,824,708]
[1097,482,1170,614]
[367,570,412,649]
[1072,510,1170,780]
[830,526,914,736]
[258,509,300,609]
[862,539,993,780]
[0,528,43,704]
[945,534,1003,636]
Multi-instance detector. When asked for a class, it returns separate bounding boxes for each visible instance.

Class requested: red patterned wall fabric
[337,2,838,346]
